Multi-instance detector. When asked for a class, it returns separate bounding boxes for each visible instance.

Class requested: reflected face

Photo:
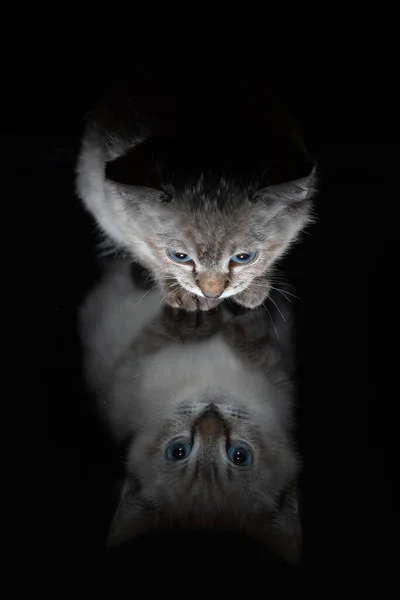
[126,399,298,515]
[109,396,301,563]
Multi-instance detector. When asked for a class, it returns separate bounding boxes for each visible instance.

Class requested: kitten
[79,259,301,564]
[76,74,316,313]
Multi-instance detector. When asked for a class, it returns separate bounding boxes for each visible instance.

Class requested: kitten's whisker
[269,286,299,300]
[157,275,175,281]
[142,271,154,283]
[262,302,279,341]
[248,283,271,291]
[269,286,292,303]
[268,295,286,322]
[269,275,290,283]
[135,286,159,305]
[250,280,269,289]
[160,284,183,305]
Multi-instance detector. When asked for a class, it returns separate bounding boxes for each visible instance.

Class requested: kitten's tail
[75,85,149,247]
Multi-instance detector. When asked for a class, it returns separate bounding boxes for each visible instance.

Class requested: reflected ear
[252,163,317,206]
[251,486,302,566]
[107,476,152,547]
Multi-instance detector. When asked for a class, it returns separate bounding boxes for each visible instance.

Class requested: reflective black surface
[12,57,398,585]
[35,140,397,577]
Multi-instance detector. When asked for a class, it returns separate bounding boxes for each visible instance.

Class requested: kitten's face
[147,189,285,300]
[108,397,300,561]
[109,175,313,301]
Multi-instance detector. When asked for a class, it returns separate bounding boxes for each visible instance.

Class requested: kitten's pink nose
[198,275,229,298]
[196,405,225,438]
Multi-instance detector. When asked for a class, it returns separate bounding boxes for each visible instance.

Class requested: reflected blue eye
[166,439,192,461]
[230,251,257,264]
[228,444,254,466]
[167,250,192,263]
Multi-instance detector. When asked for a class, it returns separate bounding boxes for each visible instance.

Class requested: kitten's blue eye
[228,444,254,466]
[230,251,257,264]
[167,250,192,263]
[166,440,192,461]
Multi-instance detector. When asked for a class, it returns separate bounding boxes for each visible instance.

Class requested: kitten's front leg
[233,277,271,309]
[161,278,222,312]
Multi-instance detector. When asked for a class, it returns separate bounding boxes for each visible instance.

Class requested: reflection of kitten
[76,75,316,312]
[79,260,301,564]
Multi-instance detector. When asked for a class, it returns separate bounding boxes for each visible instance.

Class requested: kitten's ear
[253,163,317,206]
[105,142,172,203]
[107,476,152,547]
[251,486,302,566]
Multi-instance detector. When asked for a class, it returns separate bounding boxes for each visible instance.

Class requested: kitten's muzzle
[195,404,226,438]
[197,276,229,298]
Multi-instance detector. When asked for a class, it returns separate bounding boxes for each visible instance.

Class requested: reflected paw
[163,281,222,312]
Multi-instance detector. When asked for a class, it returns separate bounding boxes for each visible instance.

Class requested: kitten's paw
[163,282,222,312]
[233,281,271,309]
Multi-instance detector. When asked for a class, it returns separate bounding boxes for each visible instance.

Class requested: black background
[6,33,399,587]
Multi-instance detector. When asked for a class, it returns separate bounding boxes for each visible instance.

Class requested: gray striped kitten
[76,76,316,312]
[79,260,301,564]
